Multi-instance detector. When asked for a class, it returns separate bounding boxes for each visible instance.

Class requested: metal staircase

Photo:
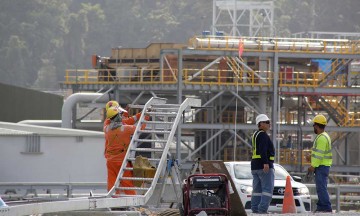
[318,58,352,87]
[225,56,264,83]
[225,56,243,79]
[308,95,356,159]
[0,97,201,216]
[107,97,201,199]
[314,96,347,126]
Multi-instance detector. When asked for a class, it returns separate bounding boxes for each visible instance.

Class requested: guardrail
[0,182,107,200]
[305,184,360,213]
[63,68,359,89]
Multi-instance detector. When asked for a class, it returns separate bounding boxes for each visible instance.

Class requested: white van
[224,161,311,213]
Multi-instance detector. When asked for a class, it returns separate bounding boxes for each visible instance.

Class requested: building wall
[0,83,63,122]
[0,135,106,182]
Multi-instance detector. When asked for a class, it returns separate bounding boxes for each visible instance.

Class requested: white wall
[0,135,106,183]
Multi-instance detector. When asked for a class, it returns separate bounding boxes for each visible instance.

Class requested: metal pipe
[61,93,109,128]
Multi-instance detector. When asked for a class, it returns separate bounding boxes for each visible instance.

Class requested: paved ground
[249,212,360,216]
[25,208,360,216]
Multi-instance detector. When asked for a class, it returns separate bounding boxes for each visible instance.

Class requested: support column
[271,53,279,164]
[258,57,268,113]
[159,51,164,82]
[176,49,183,162]
[259,93,267,113]
[115,89,120,104]
[345,63,352,165]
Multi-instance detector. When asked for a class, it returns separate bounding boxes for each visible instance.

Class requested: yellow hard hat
[313,114,327,125]
[105,100,119,111]
[106,106,120,119]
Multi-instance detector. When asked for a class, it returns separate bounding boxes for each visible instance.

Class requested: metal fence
[305,184,360,212]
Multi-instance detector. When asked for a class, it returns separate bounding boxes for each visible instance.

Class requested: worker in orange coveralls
[103,100,143,160]
[104,106,149,195]
[104,100,142,128]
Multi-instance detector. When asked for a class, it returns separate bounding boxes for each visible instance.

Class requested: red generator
[181,173,230,216]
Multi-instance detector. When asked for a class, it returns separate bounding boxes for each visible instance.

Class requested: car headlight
[239,185,253,195]
[298,187,309,195]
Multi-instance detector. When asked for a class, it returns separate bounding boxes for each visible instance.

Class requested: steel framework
[212,0,274,37]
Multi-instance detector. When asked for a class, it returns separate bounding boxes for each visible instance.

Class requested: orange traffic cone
[282,175,297,214]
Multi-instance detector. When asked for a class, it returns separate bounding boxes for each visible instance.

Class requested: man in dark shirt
[251,114,275,214]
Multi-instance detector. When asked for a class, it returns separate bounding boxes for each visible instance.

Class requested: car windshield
[233,164,290,180]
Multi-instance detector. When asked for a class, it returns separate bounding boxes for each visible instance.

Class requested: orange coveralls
[103,112,141,157]
[104,124,137,195]
[103,112,145,195]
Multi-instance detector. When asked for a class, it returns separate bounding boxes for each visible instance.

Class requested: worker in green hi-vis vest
[308,114,333,213]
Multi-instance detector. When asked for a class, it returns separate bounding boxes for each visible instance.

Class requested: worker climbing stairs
[0,97,201,216]
[107,96,201,202]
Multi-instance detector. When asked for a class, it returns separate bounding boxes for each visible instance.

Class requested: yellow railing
[323,96,349,126]
[183,69,273,87]
[223,147,312,166]
[64,69,178,84]
[221,110,245,123]
[320,96,360,127]
[279,149,311,166]
[279,71,326,87]
[194,110,247,124]
[64,68,356,90]
[64,68,275,87]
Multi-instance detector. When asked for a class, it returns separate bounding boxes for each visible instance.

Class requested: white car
[224,161,311,213]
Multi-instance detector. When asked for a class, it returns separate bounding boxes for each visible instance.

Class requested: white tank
[274,41,324,51]
[192,37,325,51]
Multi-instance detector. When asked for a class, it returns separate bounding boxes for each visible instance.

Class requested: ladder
[0,97,201,216]
[107,97,200,200]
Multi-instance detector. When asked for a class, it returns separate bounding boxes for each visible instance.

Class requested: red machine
[181,173,231,216]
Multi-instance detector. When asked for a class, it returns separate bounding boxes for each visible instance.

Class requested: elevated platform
[61,35,360,171]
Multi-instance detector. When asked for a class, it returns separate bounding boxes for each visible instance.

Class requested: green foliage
[0,0,359,90]
[33,59,58,90]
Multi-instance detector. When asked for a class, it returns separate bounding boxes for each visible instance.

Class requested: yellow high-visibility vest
[252,130,274,161]
[311,132,332,167]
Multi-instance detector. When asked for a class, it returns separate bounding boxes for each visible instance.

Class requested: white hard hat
[256,114,270,125]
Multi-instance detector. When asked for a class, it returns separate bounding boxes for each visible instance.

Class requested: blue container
[202,31,211,37]
[216,31,225,36]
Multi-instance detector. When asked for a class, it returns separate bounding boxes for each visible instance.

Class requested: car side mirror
[292,175,302,182]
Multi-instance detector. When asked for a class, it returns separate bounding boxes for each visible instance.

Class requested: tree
[2,35,29,86]
[1,0,360,91]
[33,59,58,90]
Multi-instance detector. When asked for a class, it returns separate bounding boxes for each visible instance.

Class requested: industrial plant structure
[60,0,360,174]
[60,33,360,174]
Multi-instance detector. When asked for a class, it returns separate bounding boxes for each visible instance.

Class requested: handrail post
[336,186,340,213]
[67,184,72,198]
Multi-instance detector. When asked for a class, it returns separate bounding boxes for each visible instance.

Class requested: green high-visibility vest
[252,130,274,161]
[311,132,332,167]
